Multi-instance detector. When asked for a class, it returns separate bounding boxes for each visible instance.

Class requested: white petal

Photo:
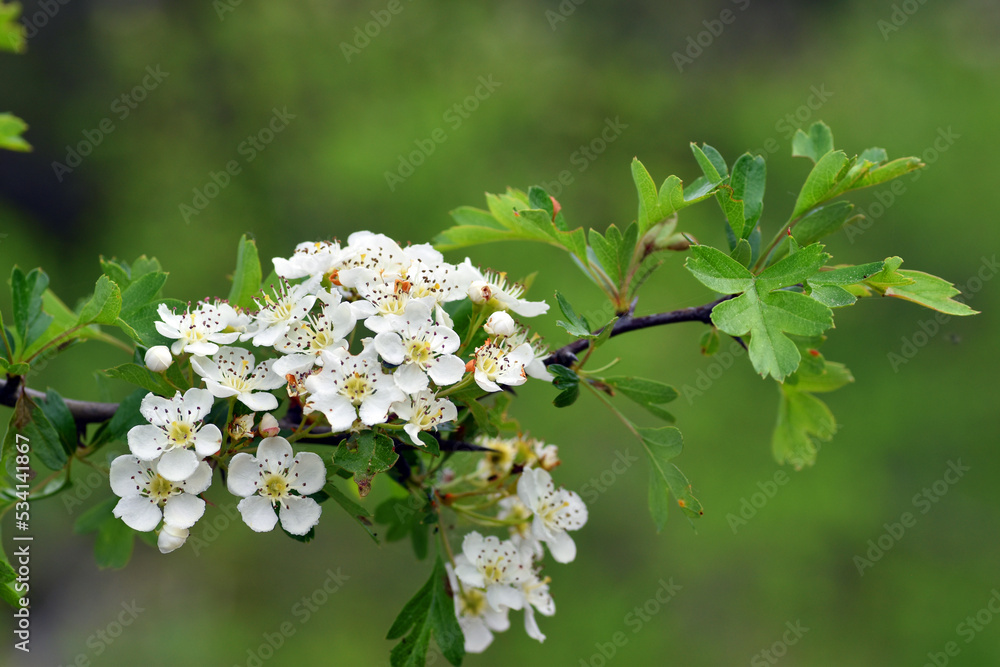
[190,355,220,382]
[237,495,279,532]
[156,448,200,482]
[127,424,167,460]
[288,452,327,496]
[523,606,546,642]
[278,496,322,535]
[358,391,398,426]
[373,332,406,365]
[486,585,524,612]
[157,524,189,554]
[393,363,429,395]
[139,393,175,426]
[113,496,161,532]
[162,493,206,529]
[508,299,549,317]
[194,424,223,457]
[185,341,220,356]
[545,529,577,564]
[307,394,357,433]
[256,437,294,474]
[109,455,148,498]
[181,387,215,419]
[454,564,485,589]
[473,370,502,393]
[180,461,214,494]
[517,468,541,509]
[462,618,494,654]
[427,355,465,386]
[227,452,262,497]
[238,391,279,412]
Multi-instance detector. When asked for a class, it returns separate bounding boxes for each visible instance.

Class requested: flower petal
[180,461,214,494]
[237,495,278,532]
[113,496,162,532]
[162,493,206,529]
[157,523,189,554]
[427,355,465,386]
[288,452,327,496]
[109,455,149,498]
[156,447,200,482]
[194,424,223,457]
[238,391,279,412]
[393,363,429,395]
[545,528,577,564]
[227,453,262,497]
[126,424,166,460]
[486,585,524,612]
[278,496,322,535]
[256,437,294,474]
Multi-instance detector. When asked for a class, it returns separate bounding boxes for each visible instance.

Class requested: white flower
[335,232,409,288]
[229,413,256,442]
[157,523,190,554]
[227,436,326,535]
[474,435,519,480]
[473,339,534,393]
[391,390,457,446]
[244,280,318,347]
[303,346,404,432]
[466,271,548,317]
[454,532,532,612]
[192,347,285,411]
[144,345,173,372]
[517,468,588,563]
[110,455,212,535]
[154,301,241,356]
[519,571,556,643]
[126,389,222,482]
[497,496,544,560]
[483,312,516,337]
[272,289,355,377]
[506,329,554,382]
[272,240,342,281]
[446,562,510,653]
[348,274,436,333]
[373,300,465,394]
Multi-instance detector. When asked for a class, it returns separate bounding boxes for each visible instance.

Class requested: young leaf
[883,270,979,316]
[333,431,399,497]
[228,235,263,309]
[690,143,725,183]
[602,376,677,422]
[324,483,379,545]
[554,292,592,338]
[686,244,834,381]
[729,153,766,236]
[638,426,702,530]
[11,267,53,351]
[790,150,849,220]
[791,122,834,163]
[0,113,29,151]
[387,556,464,667]
[77,275,123,326]
[119,271,168,317]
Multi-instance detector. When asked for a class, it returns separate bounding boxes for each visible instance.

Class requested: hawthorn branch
[543,294,734,367]
[0,295,733,427]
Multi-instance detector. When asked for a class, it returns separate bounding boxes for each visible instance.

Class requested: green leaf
[603,376,677,422]
[772,387,836,469]
[862,256,913,291]
[100,257,132,290]
[883,270,979,316]
[17,394,67,471]
[0,113,29,151]
[729,152,766,236]
[770,202,859,264]
[333,431,398,497]
[90,388,146,450]
[387,556,464,667]
[809,261,885,286]
[105,363,175,396]
[631,158,720,236]
[119,297,184,347]
[553,385,580,408]
[461,398,497,437]
[554,292,593,338]
[0,3,25,54]
[690,143,725,183]
[119,271,168,317]
[790,150,849,220]
[77,275,122,326]
[38,390,77,458]
[791,122,834,163]
[11,267,53,351]
[808,284,856,308]
[699,328,720,356]
[375,494,430,559]
[730,239,752,268]
[638,426,701,529]
[589,223,638,287]
[94,519,135,569]
[324,483,379,545]
[228,235,263,309]
[687,244,834,381]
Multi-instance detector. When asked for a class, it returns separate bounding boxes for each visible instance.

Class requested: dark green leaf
[325,482,379,545]
[105,363,175,396]
[74,497,119,534]
[39,390,77,458]
[333,431,399,497]
[94,519,134,569]
[387,556,464,667]
[119,271,168,317]
[11,267,53,351]
[77,275,122,326]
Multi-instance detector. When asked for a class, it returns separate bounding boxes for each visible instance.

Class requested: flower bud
[144,345,173,372]
[467,280,492,304]
[157,523,189,554]
[484,311,516,337]
[229,413,255,441]
[259,412,280,437]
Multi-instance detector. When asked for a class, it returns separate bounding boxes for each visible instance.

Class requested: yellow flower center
[147,475,176,503]
[261,473,289,500]
[341,373,371,405]
[167,421,195,446]
[405,339,432,367]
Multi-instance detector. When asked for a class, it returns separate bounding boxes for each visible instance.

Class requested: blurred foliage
[0,0,998,665]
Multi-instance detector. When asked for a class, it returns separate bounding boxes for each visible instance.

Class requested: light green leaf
[638,426,701,529]
[685,245,754,294]
[0,113,29,151]
[119,271,168,317]
[554,291,593,338]
[863,256,913,291]
[790,150,849,220]
[603,377,677,422]
[0,2,24,54]
[730,239,752,268]
[809,284,856,308]
[884,270,979,316]
[690,143,725,183]
[772,387,837,469]
[728,153,766,237]
[791,121,834,163]
[333,431,398,497]
[228,235,262,309]
[809,261,885,286]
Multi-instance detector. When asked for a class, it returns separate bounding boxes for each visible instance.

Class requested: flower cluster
[108,231,554,554]
[441,435,588,652]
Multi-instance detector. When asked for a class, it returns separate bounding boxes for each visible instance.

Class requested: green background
[2,0,999,665]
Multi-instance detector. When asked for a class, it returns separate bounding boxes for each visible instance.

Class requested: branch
[0,295,733,426]
[543,294,734,367]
